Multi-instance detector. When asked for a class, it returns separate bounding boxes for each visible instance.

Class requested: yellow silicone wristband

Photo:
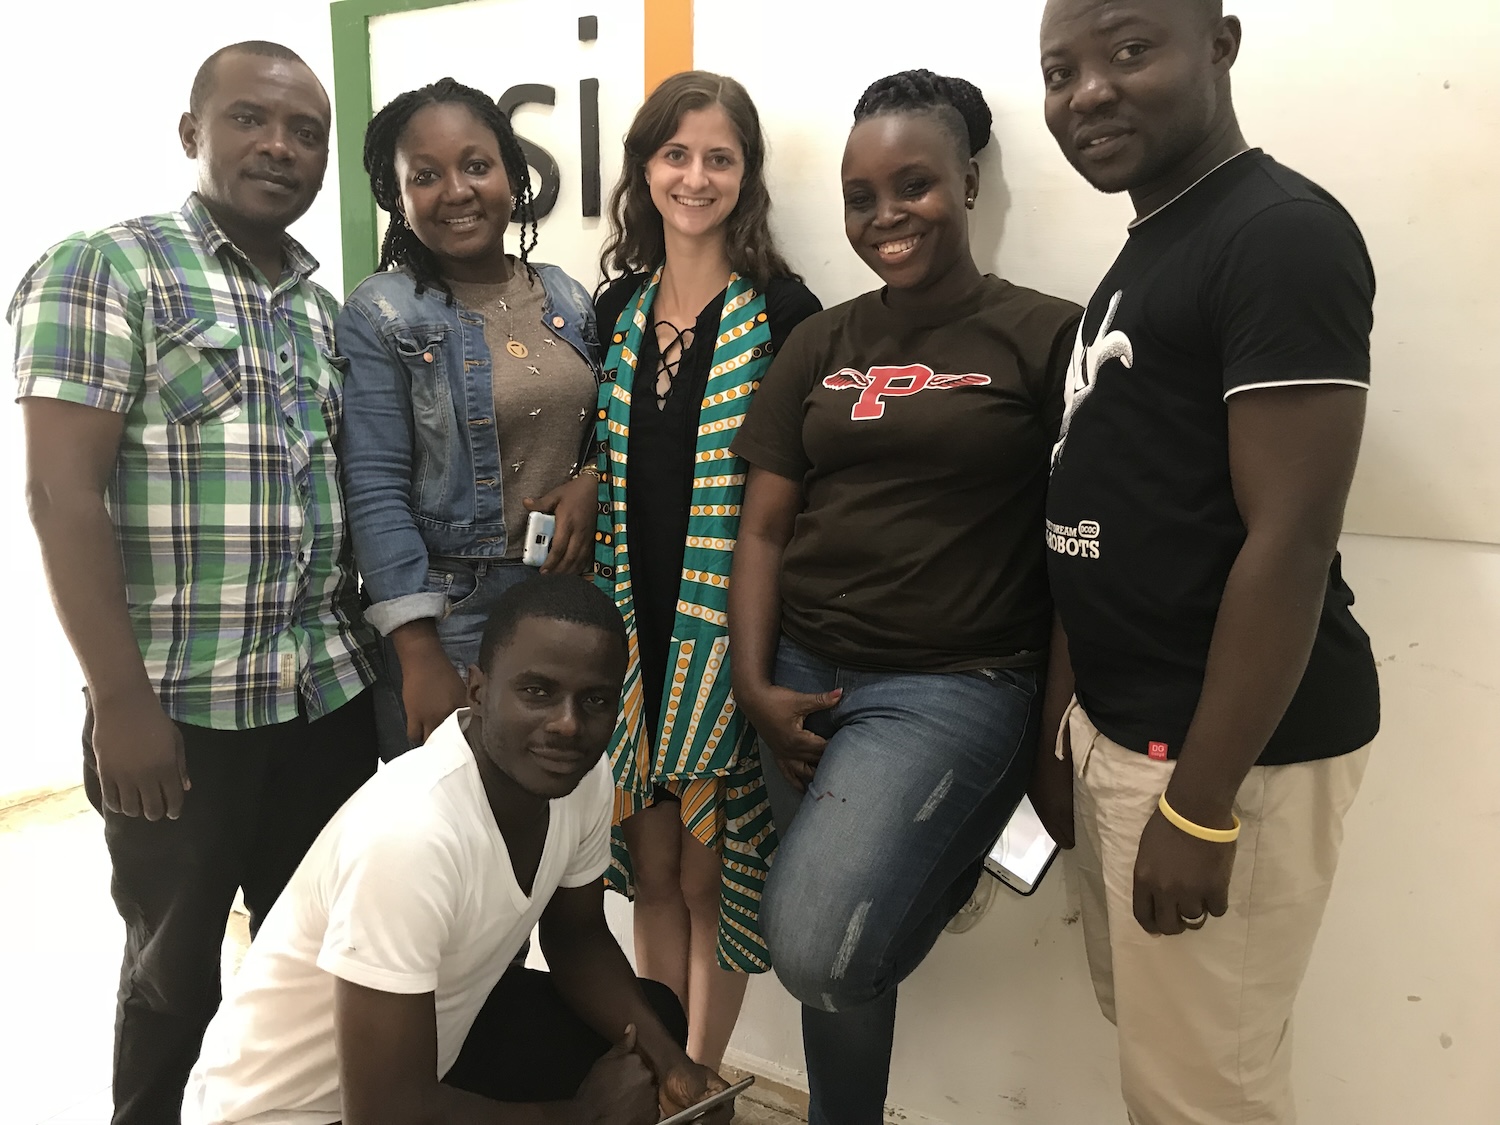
[1158,793,1241,843]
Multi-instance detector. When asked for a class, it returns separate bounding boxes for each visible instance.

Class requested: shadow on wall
[1345,397,1492,547]
[971,135,1011,276]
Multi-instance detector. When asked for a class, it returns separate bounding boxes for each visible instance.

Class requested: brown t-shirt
[731,275,1081,672]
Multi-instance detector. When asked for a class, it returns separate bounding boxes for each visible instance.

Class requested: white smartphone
[657,1076,755,1125]
[522,511,555,567]
[983,795,1060,896]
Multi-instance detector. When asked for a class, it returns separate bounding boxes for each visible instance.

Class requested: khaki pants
[1063,700,1368,1125]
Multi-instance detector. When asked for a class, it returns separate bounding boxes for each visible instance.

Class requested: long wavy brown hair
[599,71,798,288]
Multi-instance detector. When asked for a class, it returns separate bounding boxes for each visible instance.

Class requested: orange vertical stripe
[643,0,694,95]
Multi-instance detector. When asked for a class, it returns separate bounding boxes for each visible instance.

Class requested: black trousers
[440,967,689,1101]
[82,691,377,1125]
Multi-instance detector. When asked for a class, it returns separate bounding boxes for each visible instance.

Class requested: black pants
[440,967,688,1101]
[82,692,377,1125]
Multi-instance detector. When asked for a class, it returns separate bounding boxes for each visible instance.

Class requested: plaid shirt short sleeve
[11,237,145,414]
[8,197,376,730]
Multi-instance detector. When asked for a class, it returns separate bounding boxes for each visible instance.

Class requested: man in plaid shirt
[9,41,377,1124]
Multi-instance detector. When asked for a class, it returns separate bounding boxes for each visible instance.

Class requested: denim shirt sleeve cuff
[365,591,449,636]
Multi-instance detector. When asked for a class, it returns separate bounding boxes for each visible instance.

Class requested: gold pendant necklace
[497,296,529,359]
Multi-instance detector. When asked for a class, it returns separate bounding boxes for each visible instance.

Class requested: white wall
[698,0,1500,547]
[1,2,1495,1123]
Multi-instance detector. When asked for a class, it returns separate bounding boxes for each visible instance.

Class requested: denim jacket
[335,262,601,635]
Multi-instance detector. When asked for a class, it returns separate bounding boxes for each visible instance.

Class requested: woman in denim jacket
[337,78,602,754]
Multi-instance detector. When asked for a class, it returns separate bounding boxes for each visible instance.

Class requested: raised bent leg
[759,639,1038,1125]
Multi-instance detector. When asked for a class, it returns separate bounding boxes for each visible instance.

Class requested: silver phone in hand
[657,1076,755,1125]
[522,511,555,567]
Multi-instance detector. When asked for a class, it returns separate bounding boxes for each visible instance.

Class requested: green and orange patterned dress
[593,269,781,972]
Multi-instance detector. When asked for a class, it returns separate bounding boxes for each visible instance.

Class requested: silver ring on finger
[1180,911,1208,929]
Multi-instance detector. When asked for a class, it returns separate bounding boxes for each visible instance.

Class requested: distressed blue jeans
[760,636,1038,1125]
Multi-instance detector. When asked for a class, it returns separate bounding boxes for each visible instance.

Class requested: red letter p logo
[822,364,992,420]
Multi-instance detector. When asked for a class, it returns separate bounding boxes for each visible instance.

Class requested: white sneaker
[944,872,998,934]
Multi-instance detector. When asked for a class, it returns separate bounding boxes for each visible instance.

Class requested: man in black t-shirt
[1035,2,1378,1122]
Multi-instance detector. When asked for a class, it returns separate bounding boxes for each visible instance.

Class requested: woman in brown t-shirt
[728,70,1081,1124]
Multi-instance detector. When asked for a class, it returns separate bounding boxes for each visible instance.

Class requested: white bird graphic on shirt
[1051,289,1133,467]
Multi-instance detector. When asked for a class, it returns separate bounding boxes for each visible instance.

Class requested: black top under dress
[594,274,822,745]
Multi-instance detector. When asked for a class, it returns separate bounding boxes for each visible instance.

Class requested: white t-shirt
[185,710,613,1125]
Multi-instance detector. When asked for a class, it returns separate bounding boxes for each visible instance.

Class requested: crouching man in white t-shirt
[185,575,733,1125]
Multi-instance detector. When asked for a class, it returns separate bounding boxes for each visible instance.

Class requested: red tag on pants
[1148,741,1169,761]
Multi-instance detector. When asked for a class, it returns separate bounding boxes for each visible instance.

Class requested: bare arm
[1133,384,1366,934]
[390,619,470,747]
[1171,386,1365,817]
[727,466,840,791]
[1028,613,1077,848]
[334,980,577,1125]
[22,397,187,819]
[727,467,797,701]
[540,881,730,1122]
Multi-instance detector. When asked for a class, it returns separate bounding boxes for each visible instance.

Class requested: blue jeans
[760,637,1038,1125]
[372,557,534,759]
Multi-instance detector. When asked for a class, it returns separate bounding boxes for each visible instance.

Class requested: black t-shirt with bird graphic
[1046,150,1380,765]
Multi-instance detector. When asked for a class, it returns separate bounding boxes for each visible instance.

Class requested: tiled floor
[732,1098,804,1124]
[0,788,800,1125]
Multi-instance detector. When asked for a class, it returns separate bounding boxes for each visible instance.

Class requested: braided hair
[852,69,994,161]
[363,77,539,301]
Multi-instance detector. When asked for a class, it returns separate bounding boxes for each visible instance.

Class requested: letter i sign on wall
[329,0,693,293]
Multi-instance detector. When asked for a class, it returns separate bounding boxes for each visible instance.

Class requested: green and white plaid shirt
[8,194,375,729]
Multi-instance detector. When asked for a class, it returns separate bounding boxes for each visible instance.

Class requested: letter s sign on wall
[330,0,691,293]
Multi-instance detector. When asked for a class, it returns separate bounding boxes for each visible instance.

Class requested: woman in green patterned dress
[592,71,820,1069]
